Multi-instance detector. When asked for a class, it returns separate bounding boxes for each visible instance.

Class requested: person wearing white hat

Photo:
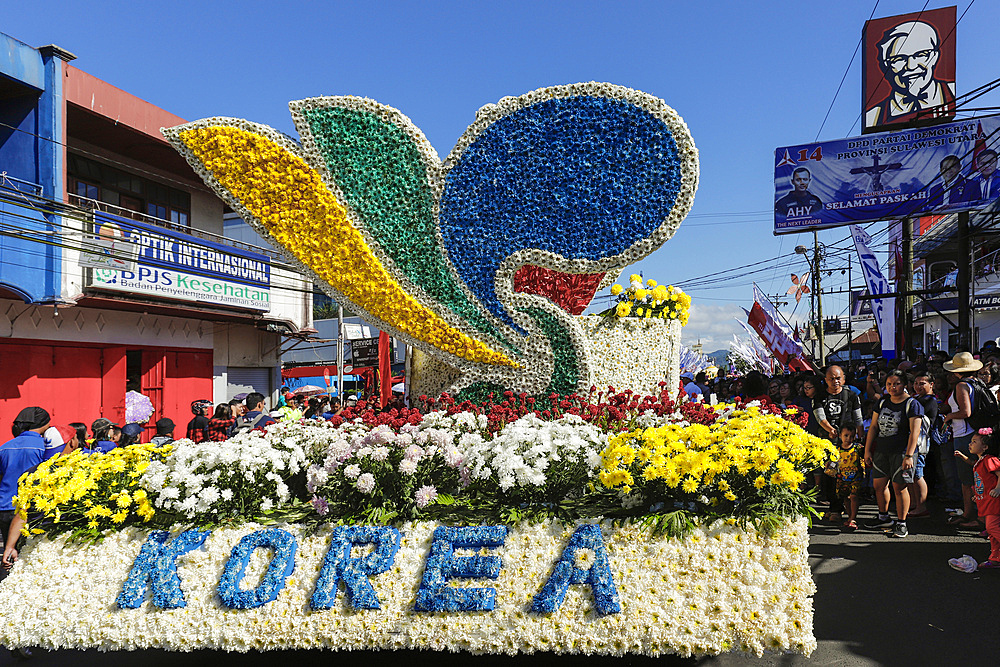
[943,351,984,528]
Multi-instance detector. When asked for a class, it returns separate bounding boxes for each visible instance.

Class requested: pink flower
[979,427,994,436]
[414,485,438,509]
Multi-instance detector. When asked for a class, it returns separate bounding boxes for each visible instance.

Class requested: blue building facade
[0,34,73,303]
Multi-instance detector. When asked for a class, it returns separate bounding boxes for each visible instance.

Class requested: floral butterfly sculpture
[164,83,698,395]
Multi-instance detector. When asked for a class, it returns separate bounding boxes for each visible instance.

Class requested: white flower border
[0,519,814,657]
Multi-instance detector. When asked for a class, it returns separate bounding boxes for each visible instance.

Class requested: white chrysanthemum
[414,485,438,508]
[356,473,376,494]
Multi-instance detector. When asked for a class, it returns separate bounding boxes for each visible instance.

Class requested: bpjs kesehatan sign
[774,116,1000,235]
[84,212,270,311]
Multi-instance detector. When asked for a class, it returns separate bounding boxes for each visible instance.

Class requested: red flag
[378,331,392,408]
[748,302,815,371]
[974,121,987,165]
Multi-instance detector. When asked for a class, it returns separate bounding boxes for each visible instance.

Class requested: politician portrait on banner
[774,116,1000,235]
[862,7,956,134]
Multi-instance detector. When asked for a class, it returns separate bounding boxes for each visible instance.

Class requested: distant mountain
[706,349,728,367]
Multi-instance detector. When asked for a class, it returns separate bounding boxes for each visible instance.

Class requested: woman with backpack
[863,370,925,538]
[943,352,993,529]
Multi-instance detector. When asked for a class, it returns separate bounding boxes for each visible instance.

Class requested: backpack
[231,412,267,435]
[878,397,928,454]
[964,377,1000,433]
[909,398,931,455]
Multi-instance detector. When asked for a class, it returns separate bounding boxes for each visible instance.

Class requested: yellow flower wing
[164,121,515,369]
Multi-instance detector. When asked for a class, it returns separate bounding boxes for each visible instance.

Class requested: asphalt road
[2,498,995,667]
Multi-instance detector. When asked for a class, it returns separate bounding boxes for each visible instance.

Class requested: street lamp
[796,236,825,366]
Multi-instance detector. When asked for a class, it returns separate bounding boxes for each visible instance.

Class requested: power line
[815,0,882,141]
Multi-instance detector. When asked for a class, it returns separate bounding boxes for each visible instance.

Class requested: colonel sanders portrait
[865,20,956,130]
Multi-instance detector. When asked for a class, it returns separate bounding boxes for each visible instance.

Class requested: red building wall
[0,340,212,441]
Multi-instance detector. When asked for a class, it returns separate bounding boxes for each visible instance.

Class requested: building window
[73,179,99,200]
[67,153,191,227]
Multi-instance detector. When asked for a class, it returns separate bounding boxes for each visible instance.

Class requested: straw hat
[943,351,983,373]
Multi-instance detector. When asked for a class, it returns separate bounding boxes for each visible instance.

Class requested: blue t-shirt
[0,431,45,510]
[93,440,117,454]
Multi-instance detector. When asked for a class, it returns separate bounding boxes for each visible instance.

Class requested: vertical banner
[851,225,896,359]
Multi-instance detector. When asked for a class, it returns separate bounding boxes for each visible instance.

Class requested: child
[954,427,1000,569]
[833,424,865,531]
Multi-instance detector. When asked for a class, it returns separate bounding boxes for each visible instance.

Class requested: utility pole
[901,218,914,359]
[958,211,971,350]
[336,303,345,399]
[814,231,825,367]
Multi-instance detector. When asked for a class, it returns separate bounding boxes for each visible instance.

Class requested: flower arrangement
[603,274,692,325]
[12,444,169,538]
[0,519,816,657]
[163,83,700,397]
[139,424,309,525]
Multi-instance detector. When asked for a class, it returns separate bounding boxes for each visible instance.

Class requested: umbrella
[232,392,249,401]
[124,391,154,424]
[391,382,405,393]
[293,385,326,396]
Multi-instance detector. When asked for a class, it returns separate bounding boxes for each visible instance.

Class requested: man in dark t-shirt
[776,168,823,219]
[910,371,940,518]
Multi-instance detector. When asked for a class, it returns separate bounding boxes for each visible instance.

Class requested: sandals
[842,520,858,532]
[957,519,982,529]
[823,512,843,523]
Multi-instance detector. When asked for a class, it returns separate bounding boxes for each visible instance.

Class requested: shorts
[954,433,975,486]
[871,450,915,485]
[913,452,926,480]
[836,476,863,499]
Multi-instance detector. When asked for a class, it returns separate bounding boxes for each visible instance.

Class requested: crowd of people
[685,343,1000,569]
[4,354,1000,576]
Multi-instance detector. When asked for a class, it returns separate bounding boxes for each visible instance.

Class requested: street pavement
[2,498,997,667]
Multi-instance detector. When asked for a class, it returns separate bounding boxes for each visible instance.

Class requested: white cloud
[680,302,746,353]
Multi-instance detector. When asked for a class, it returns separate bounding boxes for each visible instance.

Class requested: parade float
[0,83,832,657]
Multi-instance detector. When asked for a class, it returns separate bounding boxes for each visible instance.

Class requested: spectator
[68,423,88,450]
[863,370,924,538]
[41,424,66,461]
[909,370,939,518]
[1,407,50,579]
[186,400,212,443]
[815,365,864,522]
[832,424,865,531]
[323,398,342,420]
[51,424,80,457]
[681,373,703,401]
[228,399,246,419]
[742,372,771,404]
[777,380,794,409]
[90,418,118,453]
[120,423,144,447]
[228,392,276,436]
[943,352,983,529]
[767,378,782,405]
[151,418,175,446]
[953,428,1000,569]
[206,405,235,441]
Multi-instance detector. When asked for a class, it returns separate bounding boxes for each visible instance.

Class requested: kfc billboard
[862,6,957,134]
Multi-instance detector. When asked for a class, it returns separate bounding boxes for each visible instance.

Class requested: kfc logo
[863,7,956,133]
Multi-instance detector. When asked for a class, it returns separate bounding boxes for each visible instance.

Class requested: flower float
[1,398,831,657]
[163,83,699,396]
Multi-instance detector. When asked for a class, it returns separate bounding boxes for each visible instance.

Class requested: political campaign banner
[862,6,957,134]
[851,225,896,360]
[774,116,1000,235]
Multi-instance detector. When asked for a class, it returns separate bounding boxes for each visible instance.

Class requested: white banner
[850,225,896,359]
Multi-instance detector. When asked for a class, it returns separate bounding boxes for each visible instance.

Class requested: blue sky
[7,0,997,351]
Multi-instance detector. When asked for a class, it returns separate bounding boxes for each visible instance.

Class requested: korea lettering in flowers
[117,524,620,615]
